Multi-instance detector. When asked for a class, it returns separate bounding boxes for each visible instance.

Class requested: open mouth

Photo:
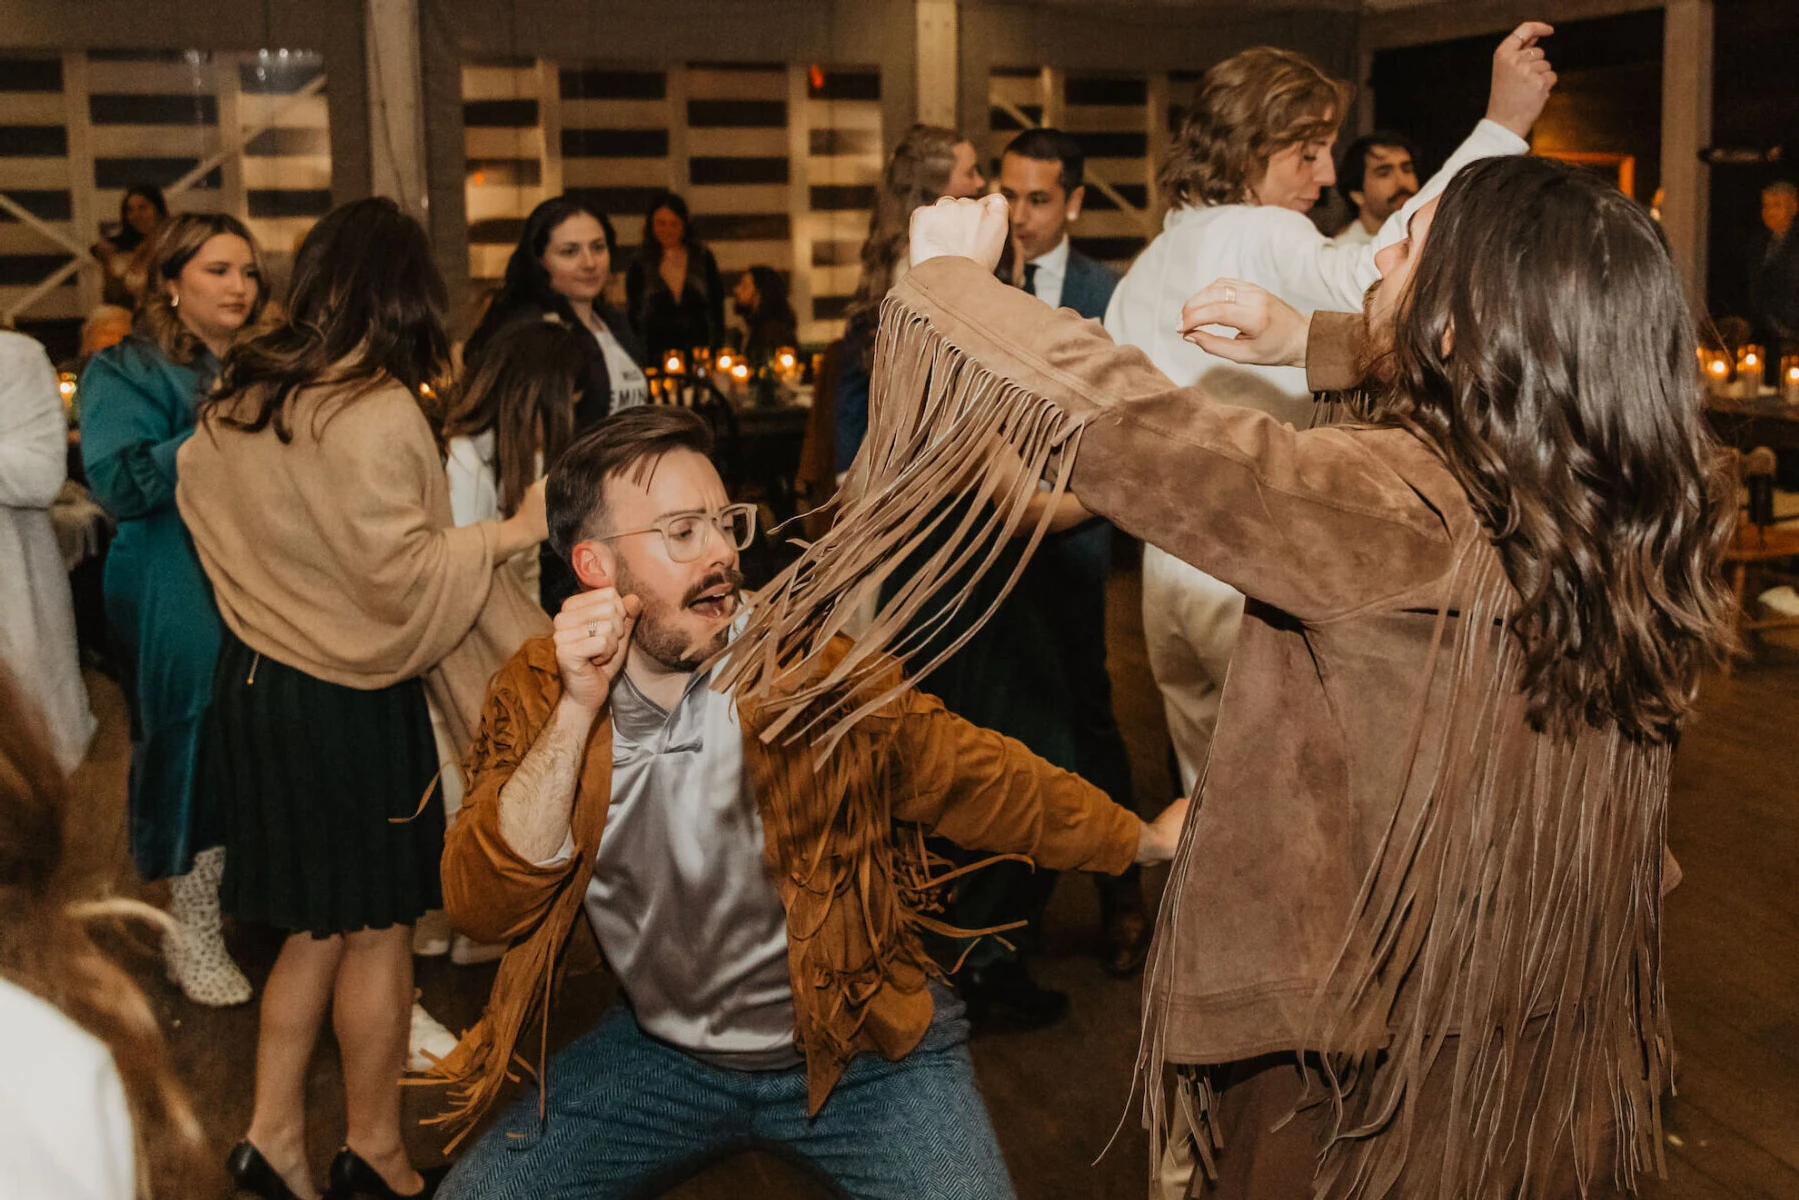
[686,584,739,621]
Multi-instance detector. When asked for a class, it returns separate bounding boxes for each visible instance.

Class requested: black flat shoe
[227,1140,305,1200]
[325,1147,449,1200]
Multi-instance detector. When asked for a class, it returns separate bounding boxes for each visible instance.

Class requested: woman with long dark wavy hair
[467,195,647,428]
[784,153,1736,1197]
[176,197,548,1200]
[624,190,724,360]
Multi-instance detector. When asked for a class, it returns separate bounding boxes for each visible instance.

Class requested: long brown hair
[1158,46,1349,208]
[842,124,962,351]
[136,213,268,366]
[442,316,582,517]
[1373,156,1734,742]
[207,197,449,441]
[0,666,209,1197]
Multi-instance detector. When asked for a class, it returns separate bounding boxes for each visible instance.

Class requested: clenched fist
[553,586,642,714]
[909,193,1010,273]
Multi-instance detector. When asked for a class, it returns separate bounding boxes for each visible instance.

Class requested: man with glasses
[428,406,1187,1199]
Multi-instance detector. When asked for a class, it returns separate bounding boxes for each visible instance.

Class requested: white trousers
[1141,545,1245,797]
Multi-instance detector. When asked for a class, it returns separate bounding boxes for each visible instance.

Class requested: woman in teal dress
[79,213,267,1007]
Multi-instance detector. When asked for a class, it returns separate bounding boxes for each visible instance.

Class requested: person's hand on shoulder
[1486,21,1557,140]
[909,194,1010,273]
[1178,278,1311,369]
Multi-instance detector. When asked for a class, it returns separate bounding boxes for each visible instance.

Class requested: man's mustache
[683,567,747,607]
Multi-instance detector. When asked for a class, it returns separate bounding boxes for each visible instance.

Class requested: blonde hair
[1159,46,1351,208]
[843,124,963,347]
[135,213,268,366]
[0,665,210,1197]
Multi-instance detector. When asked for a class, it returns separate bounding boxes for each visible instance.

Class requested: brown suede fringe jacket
[420,632,1139,1147]
[716,258,1682,1199]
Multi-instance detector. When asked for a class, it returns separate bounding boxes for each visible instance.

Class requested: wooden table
[1705,393,1799,453]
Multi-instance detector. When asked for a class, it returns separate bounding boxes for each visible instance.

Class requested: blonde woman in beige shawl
[177,198,549,1200]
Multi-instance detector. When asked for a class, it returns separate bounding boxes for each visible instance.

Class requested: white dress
[0,976,135,1200]
[0,331,95,772]
[1104,120,1527,793]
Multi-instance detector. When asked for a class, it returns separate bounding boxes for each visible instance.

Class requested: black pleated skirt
[198,629,444,937]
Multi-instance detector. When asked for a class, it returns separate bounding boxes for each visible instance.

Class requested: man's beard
[615,562,747,673]
[1358,278,1399,387]
[1371,188,1416,224]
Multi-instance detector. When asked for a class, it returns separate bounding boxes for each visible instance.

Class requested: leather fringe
[714,294,1085,758]
[1138,544,1672,1200]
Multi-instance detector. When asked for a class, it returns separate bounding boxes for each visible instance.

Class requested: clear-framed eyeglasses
[598,502,758,563]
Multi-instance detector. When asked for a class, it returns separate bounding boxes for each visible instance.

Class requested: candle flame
[731,363,750,381]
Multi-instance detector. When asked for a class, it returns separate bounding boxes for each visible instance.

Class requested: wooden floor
[64,572,1799,1199]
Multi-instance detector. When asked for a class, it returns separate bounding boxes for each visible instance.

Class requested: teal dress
[79,337,223,881]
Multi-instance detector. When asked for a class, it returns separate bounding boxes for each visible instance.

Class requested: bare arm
[497,696,598,863]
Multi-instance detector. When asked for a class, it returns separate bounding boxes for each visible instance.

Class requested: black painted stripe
[0,58,62,93]
[989,105,1042,132]
[466,157,541,187]
[687,99,785,128]
[1082,183,1149,211]
[810,239,860,267]
[808,128,878,157]
[1070,131,1148,160]
[0,252,72,285]
[245,127,330,157]
[463,99,538,128]
[1071,235,1145,262]
[990,66,1039,79]
[0,125,67,157]
[1065,77,1147,106]
[559,69,665,100]
[691,212,789,242]
[468,217,525,246]
[689,156,788,185]
[561,128,668,158]
[809,184,875,211]
[247,188,332,218]
[90,92,218,126]
[564,186,666,216]
[811,294,852,320]
[238,61,326,96]
[0,189,72,221]
[807,70,879,101]
[94,158,221,189]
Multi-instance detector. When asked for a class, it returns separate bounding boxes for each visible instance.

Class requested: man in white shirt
[1329,130,1421,248]
[1104,24,1555,796]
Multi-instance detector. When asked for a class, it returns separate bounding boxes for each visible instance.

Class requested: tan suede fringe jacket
[717,257,1681,1199]
[420,633,1139,1147]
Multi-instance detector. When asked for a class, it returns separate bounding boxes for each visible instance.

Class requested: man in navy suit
[999,127,1120,321]
[991,129,1153,982]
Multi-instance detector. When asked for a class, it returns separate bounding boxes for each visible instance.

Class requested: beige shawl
[176,379,548,755]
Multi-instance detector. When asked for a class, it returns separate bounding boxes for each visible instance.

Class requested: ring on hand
[586,622,599,640]
[1224,285,1237,304]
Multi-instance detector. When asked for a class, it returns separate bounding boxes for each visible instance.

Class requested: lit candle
[1736,344,1765,398]
[731,362,750,383]
[777,349,796,371]
[1782,354,1799,405]
[716,351,734,372]
[665,351,685,375]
